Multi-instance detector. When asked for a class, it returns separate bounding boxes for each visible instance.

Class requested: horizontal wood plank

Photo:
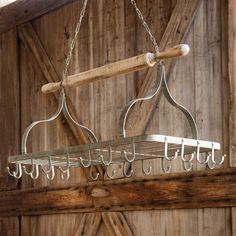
[0,168,236,216]
[0,0,78,34]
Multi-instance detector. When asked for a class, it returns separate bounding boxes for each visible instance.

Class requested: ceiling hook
[89,165,99,180]
[142,160,152,175]
[123,162,133,177]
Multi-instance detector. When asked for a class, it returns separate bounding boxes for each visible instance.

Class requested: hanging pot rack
[7,0,225,181]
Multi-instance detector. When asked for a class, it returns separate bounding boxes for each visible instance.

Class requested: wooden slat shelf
[0,167,236,217]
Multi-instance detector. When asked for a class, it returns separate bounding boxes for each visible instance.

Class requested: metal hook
[142,160,152,175]
[122,141,136,163]
[196,142,209,164]
[210,143,225,166]
[207,153,215,169]
[58,153,70,180]
[182,159,193,171]
[123,162,133,177]
[29,165,40,179]
[164,138,179,161]
[161,157,171,173]
[89,165,99,180]
[41,156,55,180]
[22,158,35,175]
[80,149,92,168]
[180,139,195,162]
[101,145,113,166]
[6,162,23,179]
[22,158,40,179]
[105,165,116,179]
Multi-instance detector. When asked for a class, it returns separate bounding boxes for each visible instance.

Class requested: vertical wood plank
[0,28,20,236]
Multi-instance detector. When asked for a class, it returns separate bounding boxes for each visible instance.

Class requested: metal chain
[61,0,159,84]
[61,0,89,83]
[130,0,159,53]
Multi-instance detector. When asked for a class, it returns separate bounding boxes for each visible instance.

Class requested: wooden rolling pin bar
[41,44,190,94]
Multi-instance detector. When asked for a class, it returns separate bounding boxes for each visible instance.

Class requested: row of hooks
[6,138,225,180]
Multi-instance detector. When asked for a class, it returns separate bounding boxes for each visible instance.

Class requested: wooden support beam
[1,168,236,216]
[0,0,78,34]
[102,212,133,236]
[126,0,201,136]
[76,213,102,236]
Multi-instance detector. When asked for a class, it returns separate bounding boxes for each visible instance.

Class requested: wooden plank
[125,0,201,137]
[229,0,236,235]
[0,26,20,236]
[0,168,236,216]
[0,217,19,236]
[102,212,133,236]
[20,213,95,235]
[76,213,102,236]
[0,0,79,35]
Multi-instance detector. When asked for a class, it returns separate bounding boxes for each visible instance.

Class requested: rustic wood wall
[0,0,234,235]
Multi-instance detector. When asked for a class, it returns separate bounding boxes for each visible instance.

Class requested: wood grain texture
[1,168,236,217]
[0,0,79,34]
[0,0,230,235]
[229,0,236,235]
[21,213,94,236]
[0,27,20,236]
[125,0,201,137]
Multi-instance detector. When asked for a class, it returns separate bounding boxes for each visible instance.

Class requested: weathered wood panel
[0,28,20,235]
[0,0,81,34]
[0,168,236,217]
[0,0,231,235]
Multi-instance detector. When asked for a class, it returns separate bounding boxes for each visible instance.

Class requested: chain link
[61,0,159,84]
[61,0,89,83]
[130,0,159,54]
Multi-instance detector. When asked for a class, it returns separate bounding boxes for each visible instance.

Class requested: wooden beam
[76,213,102,236]
[0,0,78,35]
[102,212,133,236]
[1,168,236,216]
[126,0,201,136]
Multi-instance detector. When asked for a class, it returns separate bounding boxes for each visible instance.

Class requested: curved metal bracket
[21,90,98,154]
[119,64,198,139]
